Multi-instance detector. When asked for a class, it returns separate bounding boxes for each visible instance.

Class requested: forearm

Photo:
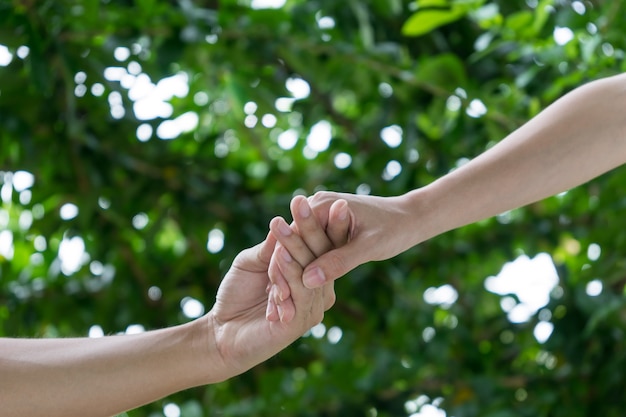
[0,319,214,417]
[404,73,626,245]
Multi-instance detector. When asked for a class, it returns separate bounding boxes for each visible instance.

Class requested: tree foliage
[2,0,626,415]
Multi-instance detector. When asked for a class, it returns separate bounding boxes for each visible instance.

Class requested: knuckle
[308,190,334,207]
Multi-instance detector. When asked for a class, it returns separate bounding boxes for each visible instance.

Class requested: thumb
[302,243,364,289]
[258,230,277,265]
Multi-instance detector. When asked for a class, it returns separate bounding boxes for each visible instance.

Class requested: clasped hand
[207,195,351,382]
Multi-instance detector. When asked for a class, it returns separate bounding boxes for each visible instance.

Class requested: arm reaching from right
[302,72,626,288]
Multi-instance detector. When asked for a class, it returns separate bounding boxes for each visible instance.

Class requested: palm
[210,241,320,377]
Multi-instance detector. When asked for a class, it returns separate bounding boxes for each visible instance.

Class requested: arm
[0,321,211,417]
[301,72,626,288]
[0,222,336,416]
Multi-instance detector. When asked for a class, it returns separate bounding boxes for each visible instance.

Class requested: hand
[299,191,418,288]
[206,225,334,382]
[0,216,346,416]
[266,195,351,322]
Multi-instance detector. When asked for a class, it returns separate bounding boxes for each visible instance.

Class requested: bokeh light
[60,203,79,220]
[0,44,12,66]
[207,228,225,253]
[485,253,559,323]
[306,120,332,152]
[286,77,310,100]
[423,284,459,309]
[554,26,574,45]
[586,279,602,296]
[181,297,205,319]
[277,129,299,150]
[380,125,403,148]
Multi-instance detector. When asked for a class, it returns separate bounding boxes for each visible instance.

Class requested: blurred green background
[2,0,626,416]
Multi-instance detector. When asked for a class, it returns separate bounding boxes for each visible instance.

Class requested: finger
[290,195,333,257]
[307,191,343,230]
[321,282,336,312]
[269,216,316,267]
[266,241,285,321]
[277,293,296,324]
[272,245,315,323]
[235,230,277,272]
[269,244,292,303]
[302,243,365,289]
[259,230,278,265]
[326,199,352,248]
[268,217,317,323]
[271,227,326,324]
[271,204,336,325]
[265,286,280,321]
[287,284,324,326]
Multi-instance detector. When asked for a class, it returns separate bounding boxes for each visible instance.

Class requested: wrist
[398,186,446,247]
[192,312,232,384]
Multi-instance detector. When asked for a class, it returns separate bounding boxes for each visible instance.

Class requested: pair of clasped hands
[207,193,355,385]
[210,189,410,385]
[265,191,403,323]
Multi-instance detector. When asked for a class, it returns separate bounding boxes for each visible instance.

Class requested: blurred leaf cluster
[1,0,626,416]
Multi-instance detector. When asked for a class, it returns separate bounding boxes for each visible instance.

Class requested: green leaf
[505,10,533,32]
[417,0,449,7]
[402,8,465,36]
[533,0,555,34]
[403,0,486,36]
[583,298,624,336]
[416,53,468,90]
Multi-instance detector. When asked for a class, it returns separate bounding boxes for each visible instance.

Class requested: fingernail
[271,285,282,305]
[299,201,310,218]
[270,284,277,300]
[266,298,275,319]
[279,220,292,236]
[337,201,348,221]
[266,282,271,294]
[303,267,326,288]
[277,304,284,322]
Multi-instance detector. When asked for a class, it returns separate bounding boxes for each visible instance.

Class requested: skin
[295,72,626,288]
[0,208,349,417]
[266,195,351,321]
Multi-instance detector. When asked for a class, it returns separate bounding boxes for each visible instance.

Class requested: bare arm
[418,72,626,240]
[302,73,626,288]
[0,322,212,417]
